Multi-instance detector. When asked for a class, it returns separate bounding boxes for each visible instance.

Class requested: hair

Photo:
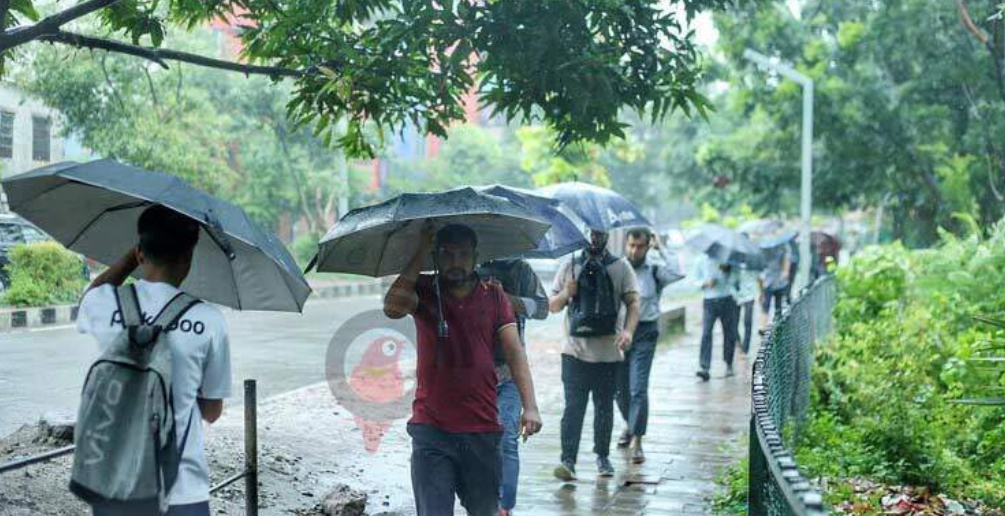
[137,205,201,264]
[627,228,652,244]
[435,224,478,250]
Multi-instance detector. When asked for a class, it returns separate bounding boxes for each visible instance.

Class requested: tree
[0,0,735,156]
[700,0,1005,245]
[19,28,368,236]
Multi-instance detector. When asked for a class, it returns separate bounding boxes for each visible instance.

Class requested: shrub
[292,231,322,270]
[3,242,87,307]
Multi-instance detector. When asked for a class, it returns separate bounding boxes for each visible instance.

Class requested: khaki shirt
[551,253,639,363]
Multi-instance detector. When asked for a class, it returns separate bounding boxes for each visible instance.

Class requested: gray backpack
[70,284,200,513]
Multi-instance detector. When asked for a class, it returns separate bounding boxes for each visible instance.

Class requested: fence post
[244,379,258,516]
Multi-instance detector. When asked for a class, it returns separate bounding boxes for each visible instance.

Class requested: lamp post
[742,48,814,290]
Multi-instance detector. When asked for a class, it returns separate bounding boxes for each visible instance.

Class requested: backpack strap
[115,284,144,328]
[152,292,201,330]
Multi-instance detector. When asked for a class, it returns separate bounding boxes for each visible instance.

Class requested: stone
[320,484,367,516]
[35,412,74,445]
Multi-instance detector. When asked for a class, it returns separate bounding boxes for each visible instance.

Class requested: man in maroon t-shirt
[384,223,543,516]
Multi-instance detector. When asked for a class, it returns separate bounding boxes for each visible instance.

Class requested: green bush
[292,231,322,270]
[795,220,1005,507]
[3,242,87,307]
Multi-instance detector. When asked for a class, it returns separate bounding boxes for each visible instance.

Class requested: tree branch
[38,30,307,79]
[0,0,119,52]
[957,0,990,45]
[0,0,12,29]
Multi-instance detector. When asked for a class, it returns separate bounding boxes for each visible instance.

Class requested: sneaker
[554,461,577,481]
[726,365,735,377]
[597,457,615,477]
[631,446,646,465]
[696,369,710,382]
[616,429,631,449]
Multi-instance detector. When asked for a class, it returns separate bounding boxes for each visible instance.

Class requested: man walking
[615,229,682,464]
[550,230,640,481]
[695,252,739,381]
[759,243,791,333]
[475,258,549,516]
[733,261,759,355]
[76,206,232,516]
[384,223,542,516]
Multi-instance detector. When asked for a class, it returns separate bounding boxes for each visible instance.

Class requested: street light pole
[742,49,814,290]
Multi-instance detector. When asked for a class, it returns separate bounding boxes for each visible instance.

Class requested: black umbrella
[476,184,588,259]
[313,187,551,276]
[686,224,764,269]
[2,159,310,312]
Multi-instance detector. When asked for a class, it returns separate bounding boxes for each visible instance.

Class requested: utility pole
[743,48,814,289]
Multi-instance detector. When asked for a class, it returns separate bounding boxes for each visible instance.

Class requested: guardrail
[0,378,260,515]
[748,277,834,516]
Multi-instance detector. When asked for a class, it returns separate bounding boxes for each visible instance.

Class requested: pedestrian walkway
[512,300,753,515]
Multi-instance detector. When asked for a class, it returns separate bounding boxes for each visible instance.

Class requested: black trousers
[560,354,617,464]
[700,297,738,371]
[408,423,501,516]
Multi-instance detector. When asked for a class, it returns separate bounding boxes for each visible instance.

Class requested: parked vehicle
[0,213,69,291]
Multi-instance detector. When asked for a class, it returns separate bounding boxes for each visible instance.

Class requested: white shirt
[77,280,232,505]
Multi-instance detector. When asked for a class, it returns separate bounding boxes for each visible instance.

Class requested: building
[0,82,67,213]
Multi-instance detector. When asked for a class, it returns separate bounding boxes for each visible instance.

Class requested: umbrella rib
[66,201,152,250]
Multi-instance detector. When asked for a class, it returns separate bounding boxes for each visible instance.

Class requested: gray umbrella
[686,223,765,269]
[314,187,551,277]
[1,159,310,312]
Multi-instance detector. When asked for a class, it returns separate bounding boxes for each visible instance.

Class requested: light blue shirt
[632,250,684,322]
[696,254,733,300]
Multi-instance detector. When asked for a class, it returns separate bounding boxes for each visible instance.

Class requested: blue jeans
[92,502,210,516]
[615,321,659,437]
[408,423,501,516]
[497,380,522,510]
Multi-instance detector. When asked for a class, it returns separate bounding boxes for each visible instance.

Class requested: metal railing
[749,277,835,516]
[0,378,260,515]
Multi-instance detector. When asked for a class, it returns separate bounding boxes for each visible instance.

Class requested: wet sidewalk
[513,300,753,515]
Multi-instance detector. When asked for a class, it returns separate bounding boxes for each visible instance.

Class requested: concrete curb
[0,281,389,332]
[657,305,687,336]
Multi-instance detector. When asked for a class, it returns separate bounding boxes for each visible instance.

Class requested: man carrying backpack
[73,205,232,516]
[615,228,682,465]
[549,230,640,481]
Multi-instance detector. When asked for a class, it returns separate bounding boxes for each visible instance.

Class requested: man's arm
[548,262,575,313]
[617,292,641,350]
[499,325,542,439]
[384,223,434,319]
[518,260,549,321]
[86,247,139,293]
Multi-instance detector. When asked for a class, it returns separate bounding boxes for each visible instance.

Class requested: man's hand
[520,406,543,441]
[615,330,633,351]
[703,278,717,289]
[565,270,578,298]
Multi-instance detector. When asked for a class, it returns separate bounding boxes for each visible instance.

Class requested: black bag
[569,252,619,337]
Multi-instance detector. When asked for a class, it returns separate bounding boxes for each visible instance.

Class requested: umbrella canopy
[315,187,551,277]
[476,184,588,259]
[536,182,650,232]
[686,224,764,269]
[757,229,799,250]
[2,159,310,312]
[737,218,783,236]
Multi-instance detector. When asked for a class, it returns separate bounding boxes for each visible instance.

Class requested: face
[626,234,650,266]
[435,241,477,284]
[589,230,609,253]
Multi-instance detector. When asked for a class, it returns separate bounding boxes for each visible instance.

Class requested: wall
[0,82,66,213]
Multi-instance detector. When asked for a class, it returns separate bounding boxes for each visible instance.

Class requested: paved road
[0,295,383,438]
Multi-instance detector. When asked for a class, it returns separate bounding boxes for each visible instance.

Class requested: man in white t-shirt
[76,205,232,516]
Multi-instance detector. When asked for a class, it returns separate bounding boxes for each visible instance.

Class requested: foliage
[693,0,1005,246]
[292,231,323,270]
[0,0,735,157]
[796,221,1005,506]
[3,242,86,307]
[515,126,617,187]
[712,452,749,515]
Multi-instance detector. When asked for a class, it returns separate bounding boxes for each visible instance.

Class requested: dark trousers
[408,423,501,516]
[560,355,617,464]
[736,300,755,354]
[700,297,738,371]
[615,321,659,437]
[92,502,210,516]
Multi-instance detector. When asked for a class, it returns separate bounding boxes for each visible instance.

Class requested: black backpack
[569,252,620,338]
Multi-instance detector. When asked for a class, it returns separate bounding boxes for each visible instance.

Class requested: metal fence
[749,277,835,516]
[0,379,260,516]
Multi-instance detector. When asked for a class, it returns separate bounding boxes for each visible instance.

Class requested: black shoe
[616,430,631,449]
[696,369,710,382]
[554,461,577,481]
[597,457,615,477]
